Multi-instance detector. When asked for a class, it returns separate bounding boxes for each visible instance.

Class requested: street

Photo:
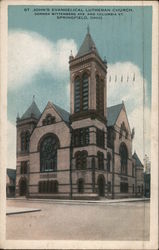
[6,199,150,240]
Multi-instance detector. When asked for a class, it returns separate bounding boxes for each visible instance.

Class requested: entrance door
[98,175,105,197]
[19,178,27,196]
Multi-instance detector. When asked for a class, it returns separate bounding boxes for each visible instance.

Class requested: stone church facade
[16,29,144,199]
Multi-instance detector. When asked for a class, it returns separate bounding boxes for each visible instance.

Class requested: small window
[97,151,104,170]
[120,182,128,193]
[75,151,88,170]
[42,114,55,126]
[77,178,84,193]
[107,153,111,172]
[96,128,105,148]
[73,127,89,147]
[21,161,28,174]
[108,181,111,192]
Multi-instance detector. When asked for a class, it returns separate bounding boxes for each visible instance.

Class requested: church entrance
[97,175,105,197]
[19,177,27,196]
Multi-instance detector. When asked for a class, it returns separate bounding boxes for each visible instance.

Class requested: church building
[16,29,144,199]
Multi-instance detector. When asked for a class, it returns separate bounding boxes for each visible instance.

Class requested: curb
[7,197,150,205]
[6,208,41,215]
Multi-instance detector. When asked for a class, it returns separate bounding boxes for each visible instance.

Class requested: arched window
[96,75,104,116]
[75,151,88,170]
[21,131,30,152]
[107,153,111,172]
[74,76,81,113]
[97,151,104,170]
[119,143,128,174]
[40,135,59,172]
[82,73,88,111]
[77,178,84,193]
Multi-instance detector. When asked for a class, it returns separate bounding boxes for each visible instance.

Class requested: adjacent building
[16,29,144,199]
[6,168,16,197]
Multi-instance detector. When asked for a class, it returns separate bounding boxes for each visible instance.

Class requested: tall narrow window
[97,151,104,170]
[21,161,28,174]
[21,132,25,152]
[119,143,128,175]
[96,128,105,148]
[96,75,104,116]
[25,131,30,152]
[21,131,30,152]
[107,153,111,172]
[82,73,88,111]
[74,76,81,112]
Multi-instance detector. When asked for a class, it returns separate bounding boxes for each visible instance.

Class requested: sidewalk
[8,197,150,205]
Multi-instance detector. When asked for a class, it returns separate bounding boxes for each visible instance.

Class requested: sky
[7,5,152,168]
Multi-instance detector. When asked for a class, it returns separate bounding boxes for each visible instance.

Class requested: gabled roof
[21,100,41,120]
[133,152,143,167]
[53,104,70,124]
[7,168,16,180]
[76,30,100,58]
[107,103,123,126]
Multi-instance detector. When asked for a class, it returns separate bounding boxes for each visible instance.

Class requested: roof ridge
[54,103,69,114]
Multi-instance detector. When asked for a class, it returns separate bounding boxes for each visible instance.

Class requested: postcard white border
[0,0,158,249]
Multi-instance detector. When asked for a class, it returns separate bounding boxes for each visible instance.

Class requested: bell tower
[69,28,108,198]
[69,27,107,123]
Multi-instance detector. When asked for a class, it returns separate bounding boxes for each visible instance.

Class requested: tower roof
[76,28,100,58]
[21,100,41,120]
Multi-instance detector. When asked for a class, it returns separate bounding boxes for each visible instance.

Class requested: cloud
[7,121,16,169]
[8,31,151,167]
[8,30,77,89]
[107,62,151,161]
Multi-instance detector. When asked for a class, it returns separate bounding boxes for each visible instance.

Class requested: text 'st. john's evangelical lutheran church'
[16,29,144,199]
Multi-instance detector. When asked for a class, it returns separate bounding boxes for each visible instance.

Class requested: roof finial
[87,24,90,34]
[69,50,74,60]
[33,95,35,102]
